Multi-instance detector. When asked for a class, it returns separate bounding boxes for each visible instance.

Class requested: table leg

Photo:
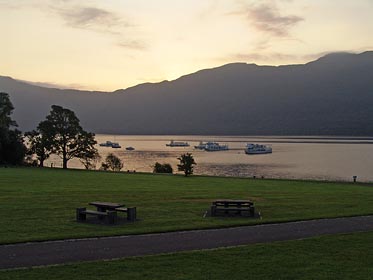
[97,207,106,220]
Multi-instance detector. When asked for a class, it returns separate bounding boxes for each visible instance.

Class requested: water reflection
[45,135,373,182]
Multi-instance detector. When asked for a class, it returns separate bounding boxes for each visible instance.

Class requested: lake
[46,135,373,182]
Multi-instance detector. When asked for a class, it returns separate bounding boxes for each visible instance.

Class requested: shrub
[177,153,196,176]
[101,153,123,171]
[153,162,173,173]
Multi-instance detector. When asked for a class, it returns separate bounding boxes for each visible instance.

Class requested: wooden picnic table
[89,201,125,212]
[213,200,253,207]
[211,199,255,217]
[88,201,137,222]
[76,202,137,224]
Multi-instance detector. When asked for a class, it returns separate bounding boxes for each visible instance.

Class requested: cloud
[301,51,334,61]
[18,79,95,91]
[51,5,130,35]
[248,4,303,36]
[225,49,370,65]
[117,40,147,50]
[46,3,147,51]
[226,51,302,65]
[301,48,373,62]
[231,1,303,37]
[0,0,31,9]
[231,52,296,62]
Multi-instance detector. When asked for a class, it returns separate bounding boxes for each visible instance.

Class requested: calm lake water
[46,135,373,182]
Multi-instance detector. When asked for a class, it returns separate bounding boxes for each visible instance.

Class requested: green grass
[2,231,373,279]
[0,167,373,244]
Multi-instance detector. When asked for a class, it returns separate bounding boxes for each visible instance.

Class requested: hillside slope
[1,51,373,135]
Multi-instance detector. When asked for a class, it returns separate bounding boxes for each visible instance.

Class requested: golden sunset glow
[1,0,373,91]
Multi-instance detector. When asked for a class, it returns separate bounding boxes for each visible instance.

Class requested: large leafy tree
[177,153,196,176]
[0,92,26,165]
[39,105,98,169]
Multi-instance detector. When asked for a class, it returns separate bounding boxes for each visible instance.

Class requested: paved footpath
[1,215,373,270]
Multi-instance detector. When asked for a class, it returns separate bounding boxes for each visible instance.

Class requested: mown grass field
[2,231,373,279]
[0,167,373,244]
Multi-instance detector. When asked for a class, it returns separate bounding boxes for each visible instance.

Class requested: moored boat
[166,140,190,147]
[194,141,207,149]
[245,143,272,154]
[111,142,121,148]
[99,141,113,147]
[204,142,229,151]
[126,146,135,151]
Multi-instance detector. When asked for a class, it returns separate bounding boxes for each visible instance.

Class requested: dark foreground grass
[2,231,373,279]
[0,167,373,244]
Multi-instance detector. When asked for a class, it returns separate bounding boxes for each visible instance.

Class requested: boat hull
[166,142,190,147]
[245,149,272,154]
[205,147,229,151]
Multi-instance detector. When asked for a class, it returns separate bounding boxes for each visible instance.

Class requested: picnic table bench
[90,201,137,221]
[211,199,255,217]
[76,208,117,224]
[76,201,137,224]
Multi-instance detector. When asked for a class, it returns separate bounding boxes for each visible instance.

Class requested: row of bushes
[105,154,195,176]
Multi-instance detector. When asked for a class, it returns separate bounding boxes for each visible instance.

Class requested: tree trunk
[39,159,44,168]
[63,143,67,169]
[63,158,68,169]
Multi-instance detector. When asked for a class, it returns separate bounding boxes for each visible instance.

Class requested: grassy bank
[2,231,373,279]
[0,167,373,244]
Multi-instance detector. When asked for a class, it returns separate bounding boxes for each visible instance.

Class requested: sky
[1,0,373,91]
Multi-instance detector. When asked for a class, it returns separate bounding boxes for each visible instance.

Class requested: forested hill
[1,51,373,135]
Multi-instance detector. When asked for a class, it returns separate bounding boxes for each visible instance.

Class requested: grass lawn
[0,167,373,244]
[1,231,373,279]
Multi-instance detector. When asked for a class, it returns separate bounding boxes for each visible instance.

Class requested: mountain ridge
[1,51,373,135]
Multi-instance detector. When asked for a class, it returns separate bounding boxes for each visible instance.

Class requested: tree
[101,153,123,171]
[0,92,17,128]
[79,148,101,170]
[25,125,52,167]
[39,105,97,169]
[153,162,173,173]
[0,92,26,165]
[177,153,196,176]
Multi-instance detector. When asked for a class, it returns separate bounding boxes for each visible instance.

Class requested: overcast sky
[1,0,373,91]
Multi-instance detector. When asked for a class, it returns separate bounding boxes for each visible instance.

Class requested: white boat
[204,142,229,151]
[194,141,207,149]
[99,141,113,147]
[245,143,272,154]
[126,146,135,151]
[111,142,121,148]
[166,140,190,147]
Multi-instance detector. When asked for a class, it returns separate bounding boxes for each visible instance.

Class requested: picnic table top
[89,201,125,209]
[213,199,253,205]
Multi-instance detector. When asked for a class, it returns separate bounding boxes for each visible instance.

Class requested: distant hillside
[1,51,373,135]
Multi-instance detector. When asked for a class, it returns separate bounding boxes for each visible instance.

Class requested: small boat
[204,142,229,151]
[111,142,121,148]
[194,141,207,149]
[245,143,272,154]
[126,146,135,151]
[166,140,190,147]
[99,141,113,147]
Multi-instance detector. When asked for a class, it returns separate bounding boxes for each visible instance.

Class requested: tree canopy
[153,162,173,173]
[0,92,26,165]
[101,153,123,171]
[35,105,98,169]
[177,153,196,176]
[25,122,53,167]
